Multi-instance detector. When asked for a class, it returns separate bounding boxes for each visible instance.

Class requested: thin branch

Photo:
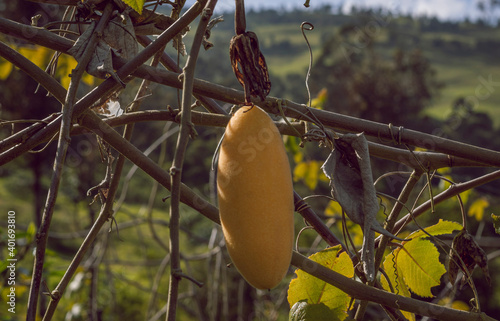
[13,3,208,319]
[23,102,500,321]
[290,251,497,321]
[392,169,500,235]
[0,1,207,165]
[136,35,226,114]
[77,88,499,321]
[0,42,66,103]
[78,110,220,223]
[293,191,346,249]
[3,17,500,167]
[167,1,217,320]
[27,5,114,320]
[355,169,423,320]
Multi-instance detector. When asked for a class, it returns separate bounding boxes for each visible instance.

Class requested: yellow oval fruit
[217,105,294,290]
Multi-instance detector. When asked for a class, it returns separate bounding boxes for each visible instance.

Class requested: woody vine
[0,0,499,320]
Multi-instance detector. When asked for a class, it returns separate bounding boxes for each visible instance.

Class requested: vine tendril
[301,21,314,109]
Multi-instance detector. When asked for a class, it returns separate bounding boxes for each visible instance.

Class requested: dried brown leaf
[448,228,491,288]
[229,31,271,104]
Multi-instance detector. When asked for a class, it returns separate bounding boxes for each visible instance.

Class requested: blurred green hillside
[187,6,500,126]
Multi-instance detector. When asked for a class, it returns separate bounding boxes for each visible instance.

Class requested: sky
[184,0,490,22]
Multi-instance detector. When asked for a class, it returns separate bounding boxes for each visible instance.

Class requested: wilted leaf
[448,228,490,288]
[468,197,489,221]
[492,213,500,235]
[288,246,353,320]
[121,0,145,14]
[321,133,402,281]
[68,13,137,82]
[289,301,336,321]
[230,31,271,103]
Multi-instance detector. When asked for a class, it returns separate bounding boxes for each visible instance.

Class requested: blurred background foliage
[1,1,500,320]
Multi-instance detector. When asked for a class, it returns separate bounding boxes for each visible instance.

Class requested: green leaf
[121,0,144,14]
[288,246,354,320]
[492,213,500,235]
[26,221,37,244]
[289,301,336,321]
[285,135,301,156]
[0,260,8,274]
[406,219,462,240]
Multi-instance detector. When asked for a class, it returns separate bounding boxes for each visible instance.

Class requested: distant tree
[477,0,500,24]
[310,28,443,127]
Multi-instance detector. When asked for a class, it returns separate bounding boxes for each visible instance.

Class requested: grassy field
[240,12,500,126]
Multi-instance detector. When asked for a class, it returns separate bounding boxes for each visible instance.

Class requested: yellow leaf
[293,160,321,190]
[293,162,308,182]
[121,0,144,14]
[382,219,462,308]
[293,151,303,163]
[468,197,489,221]
[381,251,415,321]
[310,88,328,109]
[56,54,78,89]
[436,167,451,175]
[18,45,52,69]
[397,238,445,297]
[325,200,342,216]
[288,246,354,319]
[335,219,363,247]
[0,57,13,80]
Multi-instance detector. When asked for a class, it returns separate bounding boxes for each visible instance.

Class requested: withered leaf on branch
[229,31,271,104]
[129,8,175,35]
[448,228,491,288]
[203,15,224,50]
[491,213,500,235]
[68,12,138,82]
[321,133,403,281]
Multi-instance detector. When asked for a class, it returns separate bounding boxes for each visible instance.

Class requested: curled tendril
[391,252,399,295]
[301,21,314,108]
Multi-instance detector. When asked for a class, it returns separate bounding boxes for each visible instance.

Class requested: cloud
[341,0,478,20]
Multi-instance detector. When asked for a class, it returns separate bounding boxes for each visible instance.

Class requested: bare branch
[167,2,216,319]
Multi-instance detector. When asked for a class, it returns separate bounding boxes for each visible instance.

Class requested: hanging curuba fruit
[217,105,294,290]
